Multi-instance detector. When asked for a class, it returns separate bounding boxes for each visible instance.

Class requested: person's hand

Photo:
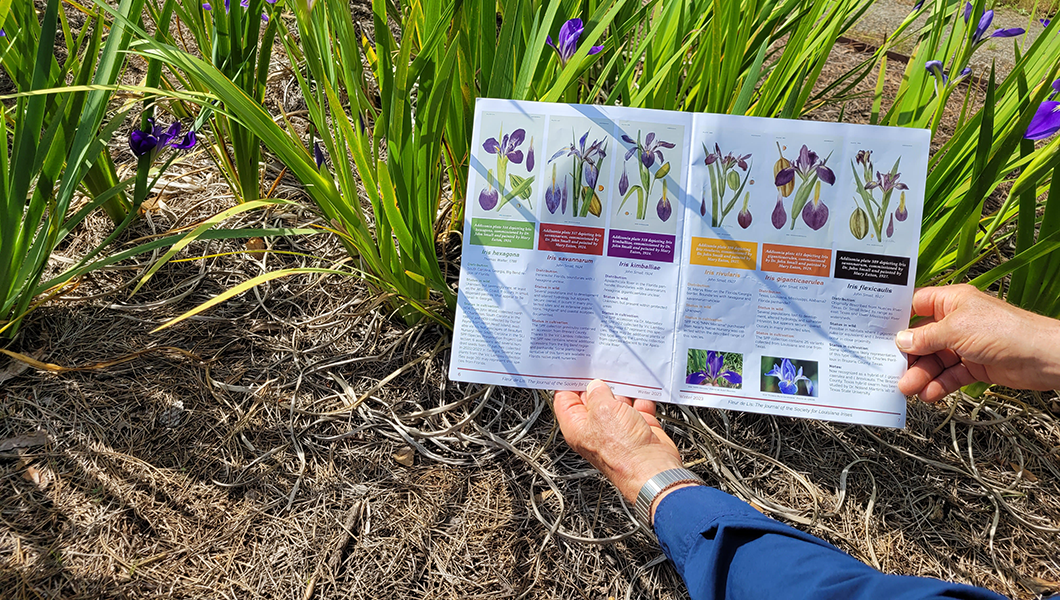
[553,380,684,508]
[896,284,1060,402]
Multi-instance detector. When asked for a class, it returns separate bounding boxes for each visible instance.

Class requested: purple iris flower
[963,1,972,22]
[240,0,249,6]
[202,2,211,9]
[483,129,525,165]
[621,132,675,169]
[169,128,197,150]
[1041,18,1050,27]
[865,170,909,193]
[773,144,835,187]
[925,60,948,85]
[1025,101,1060,140]
[261,12,269,22]
[129,119,195,157]
[0,29,6,38]
[912,0,923,10]
[314,142,325,168]
[970,9,1025,44]
[546,19,603,67]
[765,358,811,395]
[685,351,742,387]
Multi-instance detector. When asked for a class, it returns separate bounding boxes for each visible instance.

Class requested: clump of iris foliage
[1,0,1059,339]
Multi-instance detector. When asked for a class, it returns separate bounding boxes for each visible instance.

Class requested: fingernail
[587,379,609,394]
[896,330,913,350]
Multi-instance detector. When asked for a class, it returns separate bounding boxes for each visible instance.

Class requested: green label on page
[469,219,535,249]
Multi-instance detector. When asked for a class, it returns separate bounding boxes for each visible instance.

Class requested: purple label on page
[606,230,676,263]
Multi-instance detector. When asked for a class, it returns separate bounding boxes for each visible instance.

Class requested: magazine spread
[448,99,929,428]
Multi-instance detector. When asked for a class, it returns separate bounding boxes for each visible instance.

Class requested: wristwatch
[634,468,705,529]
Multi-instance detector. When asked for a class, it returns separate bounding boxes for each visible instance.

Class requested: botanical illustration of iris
[701,143,753,228]
[764,358,815,396]
[480,126,534,212]
[685,350,742,389]
[850,150,908,241]
[772,143,834,231]
[617,131,675,221]
[548,130,607,217]
[544,163,568,215]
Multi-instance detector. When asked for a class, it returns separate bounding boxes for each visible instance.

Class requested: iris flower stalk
[618,131,675,221]
[765,359,813,395]
[702,143,753,227]
[923,5,1024,137]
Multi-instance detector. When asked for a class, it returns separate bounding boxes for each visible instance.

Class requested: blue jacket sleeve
[653,486,1008,600]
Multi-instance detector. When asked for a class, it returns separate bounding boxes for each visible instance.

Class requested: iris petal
[991,27,1025,38]
[1025,101,1060,140]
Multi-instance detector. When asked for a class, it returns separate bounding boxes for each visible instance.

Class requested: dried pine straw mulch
[1,35,1059,600]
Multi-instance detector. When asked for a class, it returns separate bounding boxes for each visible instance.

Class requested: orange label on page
[689,238,757,270]
[761,244,831,277]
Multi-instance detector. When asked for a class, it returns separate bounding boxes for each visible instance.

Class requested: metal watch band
[634,468,705,529]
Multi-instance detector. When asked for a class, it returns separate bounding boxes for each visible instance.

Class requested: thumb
[583,379,617,414]
[896,321,954,356]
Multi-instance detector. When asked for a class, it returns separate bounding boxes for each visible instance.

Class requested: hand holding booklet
[448,100,929,428]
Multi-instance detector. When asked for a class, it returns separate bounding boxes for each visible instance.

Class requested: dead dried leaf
[22,465,52,489]
[749,501,766,514]
[0,430,49,452]
[1024,576,1060,594]
[0,349,44,384]
[393,447,415,467]
[246,238,266,256]
[1009,462,1040,483]
[23,466,41,485]
[140,195,162,213]
[533,489,554,504]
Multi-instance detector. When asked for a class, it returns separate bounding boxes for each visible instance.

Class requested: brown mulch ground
[1,17,1059,600]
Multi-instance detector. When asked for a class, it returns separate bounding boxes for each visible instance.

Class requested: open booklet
[448,99,929,428]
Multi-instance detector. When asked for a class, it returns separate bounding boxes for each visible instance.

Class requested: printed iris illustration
[548,130,607,217]
[850,150,908,241]
[701,143,753,228]
[764,358,814,396]
[544,163,568,215]
[618,131,675,221]
[480,126,534,212]
[686,350,742,389]
[772,143,834,231]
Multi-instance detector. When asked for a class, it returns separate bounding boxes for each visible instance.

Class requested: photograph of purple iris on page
[685,350,743,389]
[761,357,818,397]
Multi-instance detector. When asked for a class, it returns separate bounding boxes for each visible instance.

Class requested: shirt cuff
[653,485,766,570]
